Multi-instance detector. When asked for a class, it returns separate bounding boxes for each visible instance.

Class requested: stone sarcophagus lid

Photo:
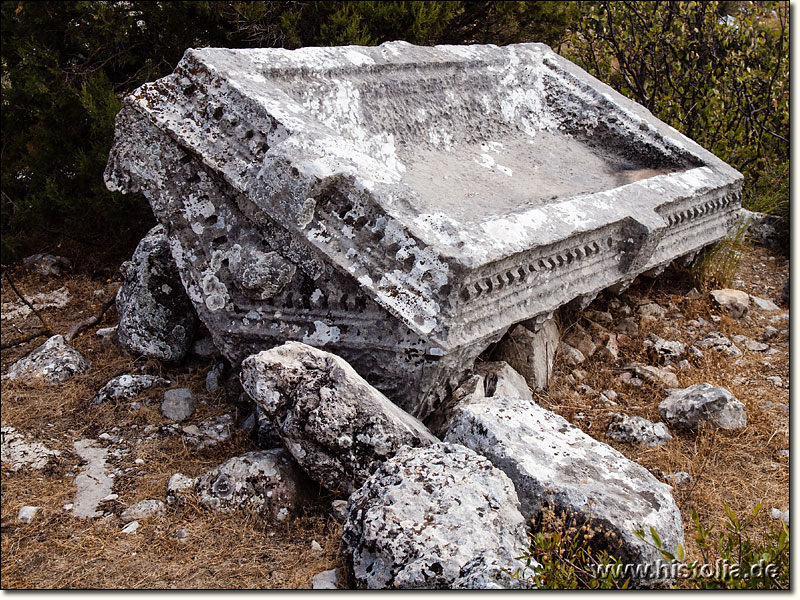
[106,41,742,419]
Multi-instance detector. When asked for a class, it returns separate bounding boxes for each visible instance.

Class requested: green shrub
[565,1,789,249]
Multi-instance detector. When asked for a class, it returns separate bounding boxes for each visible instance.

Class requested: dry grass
[0,242,789,588]
[538,243,789,572]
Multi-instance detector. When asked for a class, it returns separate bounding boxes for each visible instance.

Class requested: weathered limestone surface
[659,383,746,431]
[444,362,684,586]
[116,225,198,363]
[342,442,534,589]
[106,42,742,417]
[240,342,436,496]
[4,335,90,385]
[195,449,310,521]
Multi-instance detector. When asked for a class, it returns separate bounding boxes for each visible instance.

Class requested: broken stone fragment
[731,335,769,352]
[637,302,667,318]
[710,289,750,319]
[195,449,310,521]
[658,383,746,431]
[626,362,680,388]
[116,225,198,363]
[342,442,533,589]
[312,569,339,589]
[663,472,691,485]
[697,332,742,357]
[645,334,686,364]
[492,320,558,390]
[17,506,41,524]
[559,342,586,367]
[120,499,166,523]
[4,335,90,385]
[160,388,196,422]
[615,316,640,337]
[181,413,233,449]
[240,342,437,496]
[93,374,171,404]
[563,325,597,358]
[166,473,196,506]
[1,426,61,472]
[22,253,72,276]
[606,413,672,448]
[443,362,683,587]
[105,42,742,419]
[749,294,780,311]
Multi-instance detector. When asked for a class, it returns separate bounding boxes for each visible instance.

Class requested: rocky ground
[0,241,789,588]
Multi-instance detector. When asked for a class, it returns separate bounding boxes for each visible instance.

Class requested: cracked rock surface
[659,383,746,431]
[195,449,310,522]
[444,362,683,586]
[241,341,437,495]
[4,335,90,385]
[116,225,198,362]
[342,442,533,589]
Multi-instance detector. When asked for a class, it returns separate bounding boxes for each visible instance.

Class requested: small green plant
[513,507,630,589]
[636,503,789,589]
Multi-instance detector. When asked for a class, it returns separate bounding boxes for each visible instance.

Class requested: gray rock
[563,325,597,358]
[160,388,196,421]
[659,384,746,431]
[195,449,310,522]
[770,508,789,525]
[443,363,682,587]
[585,310,613,325]
[781,277,789,304]
[312,569,339,589]
[181,413,233,449]
[73,440,113,518]
[342,442,533,589]
[492,320,558,390]
[710,289,750,319]
[697,332,742,357]
[22,253,72,276]
[106,42,742,420]
[205,362,226,392]
[1,426,61,471]
[685,288,701,300]
[17,506,41,524]
[116,225,198,363]
[749,294,780,311]
[93,374,170,404]
[763,325,779,341]
[559,342,586,367]
[166,473,196,506]
[645,334,686,364]
[120,499,166,523]
[4,335,90,385]
[638,302,666,318]
[741,210,786,251]
[331,499,348,523]
[664,472,691,485]
[1,286,71,321]
[626,362,681,388]
[616,316,640,337]
[121,521,140,534]
[241,342,437,495]
[731,335,769,352]
[606,414,673,448]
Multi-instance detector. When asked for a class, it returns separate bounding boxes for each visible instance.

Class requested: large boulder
[444,362,683,587]
[240,342,437,496]
[4,335,90,385]
[492,319,559,390]
[116,225,198,362]
[658,384,746,431]
[195,449,310,522]
[342,442,534,589]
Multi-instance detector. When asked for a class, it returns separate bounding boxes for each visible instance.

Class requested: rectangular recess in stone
[105,41,742,419]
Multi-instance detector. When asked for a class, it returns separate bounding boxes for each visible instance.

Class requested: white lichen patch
[302,320,341,345]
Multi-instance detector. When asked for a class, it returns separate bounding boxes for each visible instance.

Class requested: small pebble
[121,521,140,534]
[17,506,41,524]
